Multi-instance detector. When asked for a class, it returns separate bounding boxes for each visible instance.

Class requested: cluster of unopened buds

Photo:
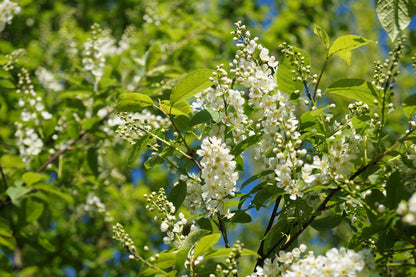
[145,189,196,247]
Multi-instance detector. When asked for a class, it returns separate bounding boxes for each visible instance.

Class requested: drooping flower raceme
[250,245,373,277]
[193,136,239,218]
[0,0,21,32]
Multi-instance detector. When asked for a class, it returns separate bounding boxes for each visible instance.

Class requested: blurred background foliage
[0,0,415,276]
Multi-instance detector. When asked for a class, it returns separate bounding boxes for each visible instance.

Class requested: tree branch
[278,127,416,253]
[0,111,113,210]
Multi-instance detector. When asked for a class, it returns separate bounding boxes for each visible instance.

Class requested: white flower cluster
[114,110,171,145]
[194,136,238,218]
[397,191,416,224]
[145,189,196,247]
[16,68,53,122]
[0,0,20,32]
[78,192,114,222]
[35,67,63,92]
[194,22,362,200]
[15,123,43,165]
[82,24,110,89]
[250,245,373,277]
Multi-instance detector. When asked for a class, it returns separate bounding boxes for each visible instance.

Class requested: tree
[0,0,416,276]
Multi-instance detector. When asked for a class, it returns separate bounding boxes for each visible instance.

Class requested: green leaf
[314,25,329,49]
[205,248,259,259]
[6,186,30,204]
[160,100,192,117]
[173,115,191,131]
[144,154,164,169]
[170,69,213,104]
[146,44,162,72]
[115,93,153,112]
[403,93,416,118]
[0,79,15,89]
[24,198,44,223]
[167,181,186,210]
[231,133,262,156]
[310,215,342,231]
[240,170,273,190]
[32,183,74,204]
[67,122,80,140]
[153,252,176,269]
[183,229,210,249]
[126,134,151,168]
[193,233,221,258]
[87,147,99,177]
[326,79,379,106]
[0,154,25,169]
[189,109,213,126]
[386,171,405,209]
[230,211,252,223]
[276,50,307,95]
[329,35,373,64]
[22,172,48,186]
[376,0,416,41]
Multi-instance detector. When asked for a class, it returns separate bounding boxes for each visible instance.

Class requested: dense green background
[1,0,416,276]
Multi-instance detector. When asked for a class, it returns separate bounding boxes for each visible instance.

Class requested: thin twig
[278,127,416,253]
[255,196,282,267]
[216,216,231,248]
[0,111,113,210]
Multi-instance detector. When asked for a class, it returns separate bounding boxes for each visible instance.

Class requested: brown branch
[255,196,282,267]
[0,111,113,210]
[216,216,231,248]
[278,127,416,253]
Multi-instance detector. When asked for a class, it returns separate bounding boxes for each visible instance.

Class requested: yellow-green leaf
[115,93,153,112]
[170,69,213,104]
[329,35,373,64]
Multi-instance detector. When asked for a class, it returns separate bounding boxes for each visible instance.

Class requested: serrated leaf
[115,93,153,112]
[193,233,221,258]
[314,25,329,49]
[22,172,48,186]
[376,0,416,41]
[403,93,416,118]
[170,69,213,104]
[160,100,192,117]
[329,35,373,64]
[189,109,213,126]
[326,79,379,106]
[310,215,342,231]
